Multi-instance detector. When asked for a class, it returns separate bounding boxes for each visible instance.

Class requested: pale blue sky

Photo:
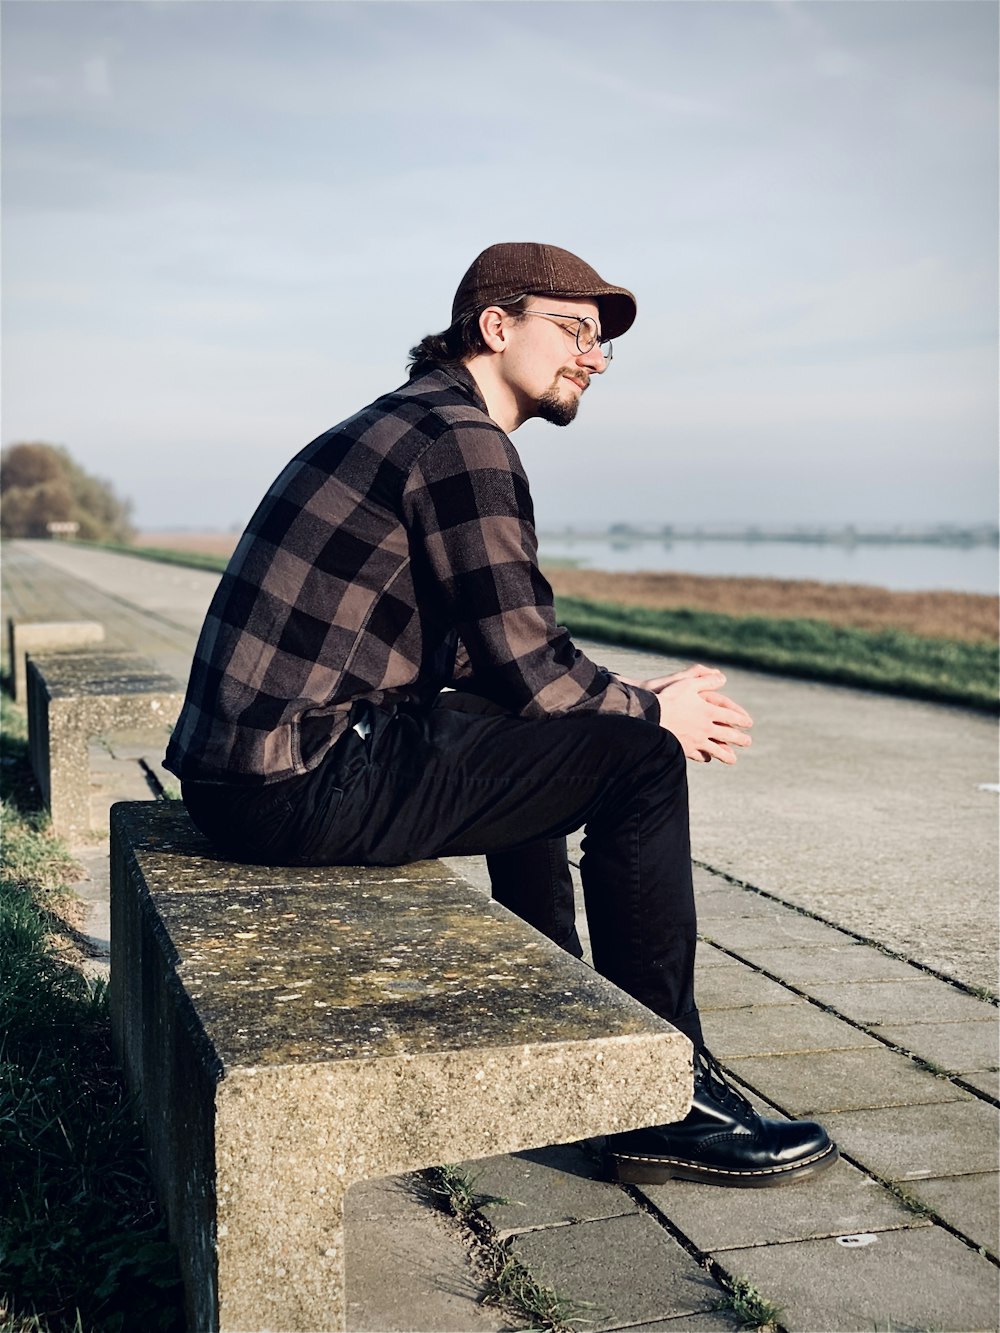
[2,0,997,532]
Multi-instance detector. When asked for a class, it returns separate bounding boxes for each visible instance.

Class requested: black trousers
[183,695,703,1047]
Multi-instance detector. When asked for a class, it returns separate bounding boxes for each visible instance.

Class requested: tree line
[0,442,134,543]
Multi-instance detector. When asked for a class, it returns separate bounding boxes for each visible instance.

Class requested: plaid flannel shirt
[164,364,659,785]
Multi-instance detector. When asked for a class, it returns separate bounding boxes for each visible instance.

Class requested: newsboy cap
[451,242,636,340]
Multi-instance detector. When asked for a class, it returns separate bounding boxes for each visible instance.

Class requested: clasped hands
[619,663,753,765]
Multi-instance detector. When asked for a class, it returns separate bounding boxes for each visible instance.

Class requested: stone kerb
[8,618,105,701]
[27,651,183,839]
[109,801,693,1333]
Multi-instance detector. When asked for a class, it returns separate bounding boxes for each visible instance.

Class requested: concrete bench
[109,800,693,1333]
[27,651,183,839]
[8,618,106,701]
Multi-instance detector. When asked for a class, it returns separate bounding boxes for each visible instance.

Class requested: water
[537,536,998,595]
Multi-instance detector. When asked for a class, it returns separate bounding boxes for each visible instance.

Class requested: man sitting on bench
[165,242,838,1189]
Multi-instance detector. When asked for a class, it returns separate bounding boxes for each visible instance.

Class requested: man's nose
[577,345,608,373]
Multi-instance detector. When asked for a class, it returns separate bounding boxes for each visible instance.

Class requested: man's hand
[620,663,753,764]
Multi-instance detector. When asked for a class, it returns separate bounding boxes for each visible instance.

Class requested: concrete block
[726,1047,972,1114]
[818,1100,1000,1182]
[511,1212,725,1330]
[639,1157,928,1253]
[715,1225,999,1333]
[26,651,182,838]
[702,1002,877,1059]
[8,617,104,700]
[899,1171,999,1258]
[873,1018,999,1075]
[454,1142,638,1239]
[110,802,693,1333]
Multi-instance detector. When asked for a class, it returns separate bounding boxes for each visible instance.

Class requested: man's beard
[534,373,586,426]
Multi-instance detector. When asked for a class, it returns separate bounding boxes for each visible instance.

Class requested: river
[536,536,998,595]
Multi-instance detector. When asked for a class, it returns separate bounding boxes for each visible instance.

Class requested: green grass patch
[79,540,230,575]
[556,596,998,711]
[0,696,183,1333]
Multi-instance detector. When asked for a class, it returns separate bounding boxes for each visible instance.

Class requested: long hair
[406,297,530,378]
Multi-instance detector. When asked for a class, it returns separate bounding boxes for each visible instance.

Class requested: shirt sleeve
[403,421,660,724]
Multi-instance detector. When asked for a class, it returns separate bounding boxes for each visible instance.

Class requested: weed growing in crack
[421,1164,599,1332]
[712,1275,783,1330]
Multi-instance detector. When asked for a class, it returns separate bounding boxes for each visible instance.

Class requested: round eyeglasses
[521,309,613,362]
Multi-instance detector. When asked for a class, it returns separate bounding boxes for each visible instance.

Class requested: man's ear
[478,306,509,354]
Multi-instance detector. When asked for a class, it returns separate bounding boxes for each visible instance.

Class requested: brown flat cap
[451,242,637,340]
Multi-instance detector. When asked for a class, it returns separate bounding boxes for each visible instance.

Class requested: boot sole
[611,1141,839,1188]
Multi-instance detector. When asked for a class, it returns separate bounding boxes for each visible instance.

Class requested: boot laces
[695,1047,756,1117]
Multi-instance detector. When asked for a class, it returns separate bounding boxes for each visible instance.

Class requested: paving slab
[510,1212,727,1330]
[699,911,850,952]
[621,1314,746,1332]
[455,1143,637,1239]
[344,1176,505,1332]
[961,1068,1000,1100]
[725,942,927,985]
[695,945,746,971]
[638,1156,927,1252]
[807,979,997,1027]
[692,966,806,1011]
[695,888,791,922]
[819,1100,1000,1182]
[873,1018,999,1075]
[714,1225,1000,1333]
[899,1171,1000,1258]
[702,1002,878,1058]
[726,1047,973,1115]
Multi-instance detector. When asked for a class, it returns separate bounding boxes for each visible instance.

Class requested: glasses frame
[519,308,613,363]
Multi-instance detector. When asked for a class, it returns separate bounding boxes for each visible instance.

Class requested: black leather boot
[607,1047,838,1188]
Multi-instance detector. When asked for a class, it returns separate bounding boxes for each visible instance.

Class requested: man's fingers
[699,739,738,764]
[701,691,753,727]
[649,665,726,692]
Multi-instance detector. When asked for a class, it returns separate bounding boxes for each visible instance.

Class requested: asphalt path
[16,539,999,992]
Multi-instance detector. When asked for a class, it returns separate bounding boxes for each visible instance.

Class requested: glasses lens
[599,338,613,362]
[575,317,598,353]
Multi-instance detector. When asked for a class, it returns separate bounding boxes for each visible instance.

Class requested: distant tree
[0,442,135,542]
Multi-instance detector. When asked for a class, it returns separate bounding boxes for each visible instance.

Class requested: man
[166,242,838,1188]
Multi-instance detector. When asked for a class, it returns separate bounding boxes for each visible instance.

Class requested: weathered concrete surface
[717,1226,1000,1333]
[343,1177,506,1331]
[510,1211,730,1330]
[639,1156,927,1252]
[26,650,182,838]
[817,1100,1000,1181]
[8,618,105,700]
[110,801,691,1332]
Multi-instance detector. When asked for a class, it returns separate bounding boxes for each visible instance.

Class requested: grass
[0,694,183,1333]
[555,596,998,710]
[423,1164,599,1332]
[712,1275,784,1330]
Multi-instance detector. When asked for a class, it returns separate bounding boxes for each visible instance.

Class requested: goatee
[534,375,586,427]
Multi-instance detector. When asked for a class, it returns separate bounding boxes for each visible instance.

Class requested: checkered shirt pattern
[164,364,659,785]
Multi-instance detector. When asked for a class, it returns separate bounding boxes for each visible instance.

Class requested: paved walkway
[4,539,998,1333]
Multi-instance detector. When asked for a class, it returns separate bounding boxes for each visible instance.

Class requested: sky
[2,0,997,534]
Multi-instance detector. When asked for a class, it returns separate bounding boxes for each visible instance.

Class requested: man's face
[501,296,609,427]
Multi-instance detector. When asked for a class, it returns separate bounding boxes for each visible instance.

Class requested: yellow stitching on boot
[612,1144,836,1176]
